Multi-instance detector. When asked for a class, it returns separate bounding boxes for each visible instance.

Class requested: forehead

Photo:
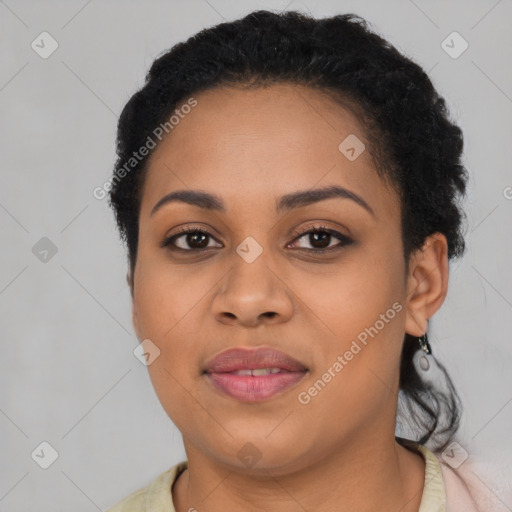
[141,83,399,221]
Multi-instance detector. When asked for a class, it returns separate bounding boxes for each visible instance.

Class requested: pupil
[189,233,208,248]
[185,231,331,249]
[311,232,329,248]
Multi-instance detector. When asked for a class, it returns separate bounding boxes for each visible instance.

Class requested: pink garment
[406,440,511,512]
[438,455,511,511]
[441,462,480,511]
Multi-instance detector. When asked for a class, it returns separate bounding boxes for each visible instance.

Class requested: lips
[203,346,308,402]
[203,346,308,374]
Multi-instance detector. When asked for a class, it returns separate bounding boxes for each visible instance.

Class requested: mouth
[203,346,308,373]
[203,346,308,402]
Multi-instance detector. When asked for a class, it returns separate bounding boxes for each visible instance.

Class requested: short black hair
[109,9,468,452]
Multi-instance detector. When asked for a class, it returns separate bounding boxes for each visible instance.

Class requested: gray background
[1,0,511,510]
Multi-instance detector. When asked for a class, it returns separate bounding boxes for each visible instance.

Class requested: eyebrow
[150,185,375,218]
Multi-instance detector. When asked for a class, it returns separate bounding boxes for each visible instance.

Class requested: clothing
[106,442,498,511]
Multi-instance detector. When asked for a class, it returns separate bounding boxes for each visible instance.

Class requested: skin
[128,83,449,512]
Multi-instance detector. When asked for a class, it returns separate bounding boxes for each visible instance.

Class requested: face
[130,83,425,474]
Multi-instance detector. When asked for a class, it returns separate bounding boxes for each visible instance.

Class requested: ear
[404,233,449,337]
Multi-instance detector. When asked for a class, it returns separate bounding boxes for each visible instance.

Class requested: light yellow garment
[106,442,481,511]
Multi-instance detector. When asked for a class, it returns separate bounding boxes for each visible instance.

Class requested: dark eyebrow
[151,190,225,216]
[276,185,375,217]
[150,185,374,217]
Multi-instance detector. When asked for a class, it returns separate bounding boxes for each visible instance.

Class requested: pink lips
[203,347,308,402]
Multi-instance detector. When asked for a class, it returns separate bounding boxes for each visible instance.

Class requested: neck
[173,433,426,512]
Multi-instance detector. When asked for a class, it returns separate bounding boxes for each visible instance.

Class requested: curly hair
[108,9,468,452]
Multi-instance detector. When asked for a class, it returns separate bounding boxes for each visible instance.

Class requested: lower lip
[205,371,307,402]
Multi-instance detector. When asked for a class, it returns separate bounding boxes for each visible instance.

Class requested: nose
[212,256,294,327]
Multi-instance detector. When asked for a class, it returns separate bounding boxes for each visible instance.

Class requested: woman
[106,9,499,511]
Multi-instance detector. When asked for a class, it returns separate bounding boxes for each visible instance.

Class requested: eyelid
[160,224,222,249]
[287,224,352,250]
[162,223,353,252]
[290,223,349,241]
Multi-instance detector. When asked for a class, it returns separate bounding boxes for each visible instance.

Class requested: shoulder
[438,458,481,511]
[106,461,188,512]
[404,439,510,512]
[434,447,510,512]
[106,485,147,512]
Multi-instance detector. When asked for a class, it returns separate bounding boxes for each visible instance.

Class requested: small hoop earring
[418,333,432,355]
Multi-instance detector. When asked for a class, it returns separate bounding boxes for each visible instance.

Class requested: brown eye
[289,225,353,253]
[161,228,222,251]
[161,224,353,254]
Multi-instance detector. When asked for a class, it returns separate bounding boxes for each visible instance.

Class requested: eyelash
[161,224,353,254]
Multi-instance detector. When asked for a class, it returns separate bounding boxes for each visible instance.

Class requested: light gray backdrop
[1,1,511,511]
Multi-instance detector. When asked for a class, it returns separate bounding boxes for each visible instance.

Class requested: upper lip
[203,347,308,373]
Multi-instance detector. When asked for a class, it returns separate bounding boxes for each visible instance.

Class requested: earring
[417,333,432,371]
[418,333,432,355]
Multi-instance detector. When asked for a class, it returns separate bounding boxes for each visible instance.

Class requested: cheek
[294,248,404,338]
[297,248,405,407]
[133,267,201,385]
[134,272,205,430]
[134,256,204,336]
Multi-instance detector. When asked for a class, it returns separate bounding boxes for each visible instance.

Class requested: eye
[161,226,222,251]
[288,225,353,253]
[161,224,353,254]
